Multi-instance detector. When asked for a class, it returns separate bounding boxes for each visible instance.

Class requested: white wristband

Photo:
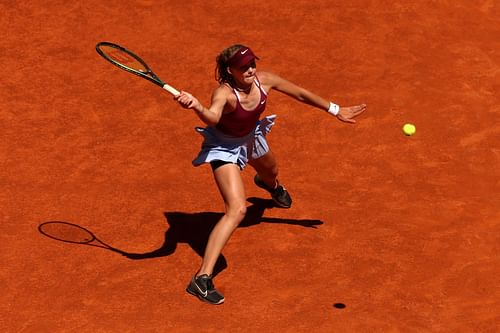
[327,102,340,116]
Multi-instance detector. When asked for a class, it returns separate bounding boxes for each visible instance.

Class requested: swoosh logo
[195,281,208,297]
[241,49,248,55]
[260,100,266,105]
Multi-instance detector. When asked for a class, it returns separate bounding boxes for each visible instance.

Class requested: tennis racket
[95,41,180,96]
[38,221,125,255]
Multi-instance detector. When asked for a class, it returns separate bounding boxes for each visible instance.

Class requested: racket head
[96,41,164,87]
[38,221,96,244]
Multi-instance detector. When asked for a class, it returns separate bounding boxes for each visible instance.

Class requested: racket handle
[163,84,180,96]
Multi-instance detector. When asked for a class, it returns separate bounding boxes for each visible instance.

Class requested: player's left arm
[259,71,366,123]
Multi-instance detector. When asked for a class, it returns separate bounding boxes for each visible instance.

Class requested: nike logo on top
[241,49,248,55]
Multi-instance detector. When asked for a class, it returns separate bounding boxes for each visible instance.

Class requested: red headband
[227,47,259,68]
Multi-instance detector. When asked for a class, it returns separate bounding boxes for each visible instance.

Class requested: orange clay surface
[1,1,499,332]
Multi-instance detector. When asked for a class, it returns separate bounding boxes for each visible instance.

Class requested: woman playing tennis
[176,44,366,304]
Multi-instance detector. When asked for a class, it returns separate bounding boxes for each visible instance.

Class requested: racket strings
[100,46,148,73]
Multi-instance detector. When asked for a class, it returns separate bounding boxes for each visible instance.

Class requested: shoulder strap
[224,82,242,102]
[233,89,241,102]
[254,75,267,96]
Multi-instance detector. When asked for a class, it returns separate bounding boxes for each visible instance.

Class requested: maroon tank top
[216,77,267,137]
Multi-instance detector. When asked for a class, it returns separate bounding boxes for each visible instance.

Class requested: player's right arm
[175,86,229,126]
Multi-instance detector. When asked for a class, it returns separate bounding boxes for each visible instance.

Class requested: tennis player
[176,44,366,304]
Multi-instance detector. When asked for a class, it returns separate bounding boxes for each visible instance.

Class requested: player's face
[230,60,257,85]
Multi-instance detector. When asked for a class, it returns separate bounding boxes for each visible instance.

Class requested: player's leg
[198,162,247,275]
[249,151,292,208]
[187,162,246,304]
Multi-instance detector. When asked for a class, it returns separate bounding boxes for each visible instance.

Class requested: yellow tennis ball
[403,123,416,136]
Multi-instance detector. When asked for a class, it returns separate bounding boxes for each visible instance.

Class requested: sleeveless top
[215,77,267,137]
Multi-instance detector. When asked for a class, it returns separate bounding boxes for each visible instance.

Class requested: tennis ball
[403,123,416,136]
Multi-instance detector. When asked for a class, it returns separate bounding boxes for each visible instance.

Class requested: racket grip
[163,84,180,96]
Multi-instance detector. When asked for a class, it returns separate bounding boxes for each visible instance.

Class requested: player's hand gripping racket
[96,41,180,96]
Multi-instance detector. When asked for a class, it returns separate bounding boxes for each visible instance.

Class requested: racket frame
[95,41,179,95]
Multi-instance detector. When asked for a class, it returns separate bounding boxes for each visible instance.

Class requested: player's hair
[215,44,247,86]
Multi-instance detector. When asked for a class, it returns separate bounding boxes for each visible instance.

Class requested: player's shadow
[124,197,323,277]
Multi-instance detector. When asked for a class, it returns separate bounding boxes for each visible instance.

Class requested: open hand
[336,104,366,123]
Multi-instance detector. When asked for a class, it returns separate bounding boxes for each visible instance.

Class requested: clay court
[2,0,499,332]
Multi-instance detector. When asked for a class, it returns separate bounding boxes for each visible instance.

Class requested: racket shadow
[124,197,323,277]
[38,198,323,278]
[37,221,129,256]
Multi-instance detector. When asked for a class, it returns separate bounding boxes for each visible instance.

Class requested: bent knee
[226,204,247,221]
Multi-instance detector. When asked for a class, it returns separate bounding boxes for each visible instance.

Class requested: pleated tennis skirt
[192,115,276,170]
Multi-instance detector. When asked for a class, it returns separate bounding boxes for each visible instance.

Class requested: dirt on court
[1,1,499,332]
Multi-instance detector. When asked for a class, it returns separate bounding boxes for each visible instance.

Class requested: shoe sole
[186,287,225,305]
[272,198,291,208]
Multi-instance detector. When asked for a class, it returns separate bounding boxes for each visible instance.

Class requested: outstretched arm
[260,71,366,123]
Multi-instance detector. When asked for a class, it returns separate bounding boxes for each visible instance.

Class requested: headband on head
[227,47,259,68]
